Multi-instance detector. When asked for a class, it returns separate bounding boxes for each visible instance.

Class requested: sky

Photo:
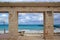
[0,13,9,24]
[18,13,43,24]
[0,0,60,2]
[54,13,60,25]
[0,13,60,25]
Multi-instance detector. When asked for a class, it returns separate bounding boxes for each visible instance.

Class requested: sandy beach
[0,33,60,40]
[0,28,60,40]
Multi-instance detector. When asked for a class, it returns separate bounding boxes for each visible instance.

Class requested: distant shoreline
[0,28,60,34]
[0,24,60,28]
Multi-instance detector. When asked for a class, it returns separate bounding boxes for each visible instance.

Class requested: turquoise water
[0,24,59,31]
[0,25,8,31]
[0,25,44,31]
[18,25,44,30]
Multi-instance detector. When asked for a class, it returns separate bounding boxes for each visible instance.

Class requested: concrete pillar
[9,10,18,40]
[44,11,54,40]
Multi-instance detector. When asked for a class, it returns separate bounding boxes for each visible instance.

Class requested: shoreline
[0,28,60,34]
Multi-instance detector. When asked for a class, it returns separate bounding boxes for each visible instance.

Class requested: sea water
[0,24,44,33]
[0,25,60,34]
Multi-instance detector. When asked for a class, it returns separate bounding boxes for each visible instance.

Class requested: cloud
[18,13,44,24]
[54,13,60,24]
[20,19,26,22]
[0,18,8,24]
[25,16,31,20]
[54,13,60,18]
[0,13,60,25]
[18,13,60,25]
[19,13,26,16]
[0,13,9,24]
[1,14,7,17]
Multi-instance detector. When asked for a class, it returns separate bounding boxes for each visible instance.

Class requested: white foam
[54,28,60,33]
[18,29,44,33]
[18,28,60,33]
[0,30,8,34]
[0,28,60,34]
[0,31,4,34]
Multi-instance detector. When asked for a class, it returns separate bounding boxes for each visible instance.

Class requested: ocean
[0,24,60,34]
[0,25,44,30]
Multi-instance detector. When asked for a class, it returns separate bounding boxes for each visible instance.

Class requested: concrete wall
[0,6,60,40]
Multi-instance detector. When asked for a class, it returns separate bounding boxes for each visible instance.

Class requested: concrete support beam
[0,7,60,13]
[9,9,18,40]
[44,11,54,40]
